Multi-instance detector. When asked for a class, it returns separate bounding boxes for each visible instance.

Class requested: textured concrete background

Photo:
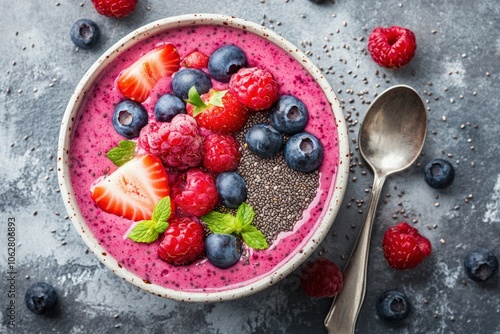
[1,0,499,333]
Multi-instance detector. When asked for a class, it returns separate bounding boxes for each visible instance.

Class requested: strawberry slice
[90,154,170,221]
[117,44,181,103]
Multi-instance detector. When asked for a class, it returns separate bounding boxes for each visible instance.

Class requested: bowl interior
[57,14,349,302]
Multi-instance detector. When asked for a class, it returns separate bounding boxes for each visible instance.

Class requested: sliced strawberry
[117,44,181,103]
[91,154,171,221]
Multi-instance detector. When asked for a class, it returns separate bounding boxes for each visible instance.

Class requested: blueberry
[216,172,247,209]
[463,248,499,282]
[208,45,248,83]
[112,100,148,139]
[423,158,455,189]
[154,94,186,122]
[309,0,328,3]
[284,132,324,173]
[25,282,59,315]
[245,124,283,158]
[376,289,410,322]
[269,95,309,134]
[205,233,243,269]
[172,68,212,100]
[70,19,100,50]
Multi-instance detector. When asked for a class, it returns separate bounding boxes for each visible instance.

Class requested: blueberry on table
[25,282,59,315]
[423,158,455,189]
[269,95,309,135]
[112,100,148,139]
[171,68,212,100]
[376,289,410,322]
[284,132,324,173]
[70,19,100,50]
[464,248,499,282]
[208,45,248,83]
[154,94,186,122]
[216,172,247,209]
[205,233,243,269]
[245,123,283,158]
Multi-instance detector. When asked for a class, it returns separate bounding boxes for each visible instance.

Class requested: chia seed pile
[217,112,320,244]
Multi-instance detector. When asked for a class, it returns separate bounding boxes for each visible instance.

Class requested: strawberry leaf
[208,89,227,108]
[202,211,236,234]
[185,86,207,117]
[241,224,268,250]
[106,140,137,166]
[128,220,159,243]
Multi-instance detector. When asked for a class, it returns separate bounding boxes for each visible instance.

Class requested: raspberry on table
[171,168,219,217]
[91,0,138,18]
[203,133,241,173]
[367,26,417,68]
[300,257,343,298]
[229,67,280,111]
[138,114,203,170]
[382,222,431,270]
[157,216,205,266]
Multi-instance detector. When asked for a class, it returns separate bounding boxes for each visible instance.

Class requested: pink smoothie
[69,24,340,293]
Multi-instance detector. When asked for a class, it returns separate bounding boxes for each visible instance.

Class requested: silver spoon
[324,85,427,334]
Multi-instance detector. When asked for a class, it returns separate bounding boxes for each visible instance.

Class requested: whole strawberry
[367,26,416,68]
[300,257,343,298]
[138,114,203,170]
[91,0,138,18]
[383,222,431,270]
[203,133,241,173]
[229,67,280,111]
[157,216,205,266]
[186,87,249,133]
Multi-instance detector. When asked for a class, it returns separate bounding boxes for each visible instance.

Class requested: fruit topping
[216,172,248,209]
[229,67,280,111]
[186,87,249,133]
[171,168,219,217]
[112,100,148,139]
[181,50,210,69]
[138,114,203,170]
[208,45,248,83]
[205,233,243,269]
[245,123,283,158]
[203,133,241,173]
[172,68,212,100]
[127,196,174,243]
[90,0,138,18]
[154,94,186,122]
[117,44,180,102]
[70,19,100,50]
[300,257,343,298]
[382,222,432,270]
[269,95,309,134]
[376,289,411,321]
[284,132,323,173]
[423,158,455,189]
[90,154,170,221]
[367,26,417,69]
[157,216,205,266]
[25,282,59,315]
[463,248,499,282]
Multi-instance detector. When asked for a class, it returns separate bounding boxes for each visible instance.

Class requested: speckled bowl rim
[57,13,349,302]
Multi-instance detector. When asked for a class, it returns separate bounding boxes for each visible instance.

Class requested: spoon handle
[324,173,386,334]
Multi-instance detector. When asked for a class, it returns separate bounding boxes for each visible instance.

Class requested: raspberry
[367,26,417,68]
[157,216,205,266]
[203,133,241,173]
[300,257,343,298]
[382,222,432,270]
[229,67,280,111]
[171,168,219,217]
[138,114,203,170]
[181,51,209,69]
[90,0,137,18]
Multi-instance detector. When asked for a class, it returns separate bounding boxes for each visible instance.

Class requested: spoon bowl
[325,85,426,333]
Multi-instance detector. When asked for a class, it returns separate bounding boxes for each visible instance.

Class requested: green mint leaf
[128,220,159,243]
[236,202,255,229]
[241,224,268,250]
[106,140,137,167]
[202,211,237,234]
[151,196,171,232]
[208,89,227,108]
[185,86,207,117]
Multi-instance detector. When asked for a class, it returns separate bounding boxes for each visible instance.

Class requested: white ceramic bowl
[57,14,349,302]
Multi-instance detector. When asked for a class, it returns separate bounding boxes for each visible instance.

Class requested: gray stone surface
[1,0,499,333]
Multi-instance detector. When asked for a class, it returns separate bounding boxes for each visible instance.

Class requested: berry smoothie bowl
[57,14,349,302]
